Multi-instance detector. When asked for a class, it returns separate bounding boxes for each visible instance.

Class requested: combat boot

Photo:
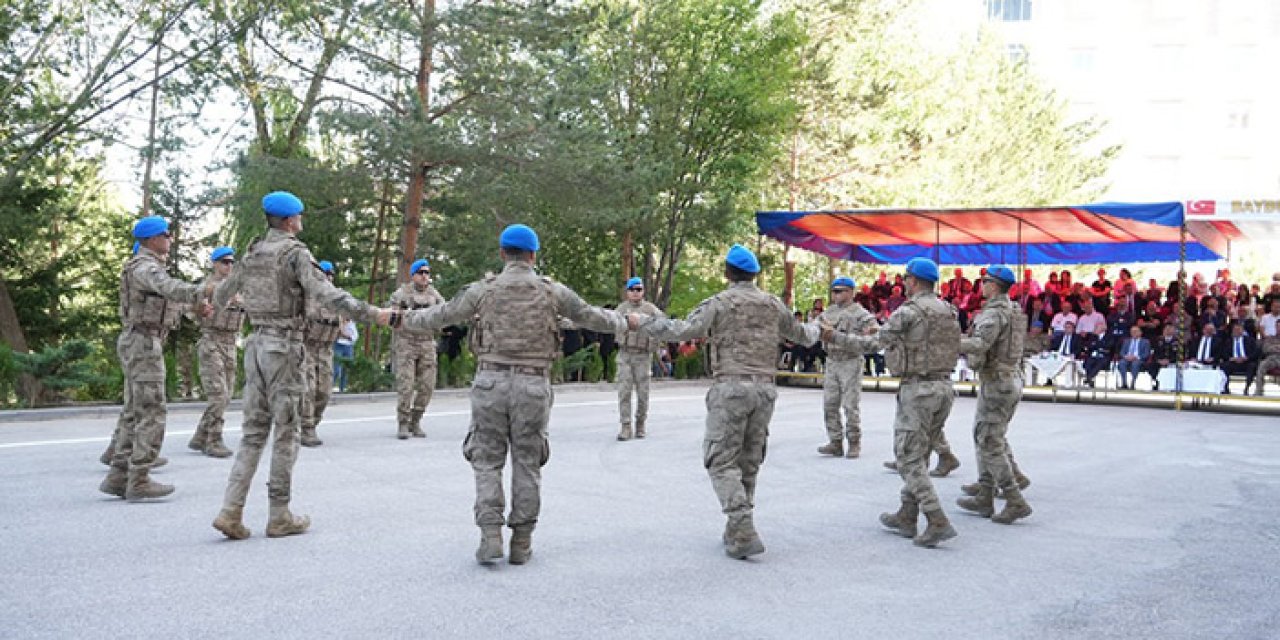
[724,514,765,559]
[1013,469,1032,491]
[928,452,961,478]
[509,525,534,565]
[914,509,957,548]
[878,499,919,538]
[845,437,861,459]
[956,485,995,517]
[98,466,127,498]
[476,525,504,565]
[397,422,410,440]
[151,456,168,469]
[635,421,646,439]
[212,507,251,540]
[960,482,981,496]
[300,426,323,447]
[99,440,115,466]
[817,440,843,457]
[187,429,207,452]
[883,460,899,471]
[617,424,633,441]
[409,409,426,438]
[265,502,311,538]
[203,435,233,459]
[124,468,174,502]
[991,487,1033,524]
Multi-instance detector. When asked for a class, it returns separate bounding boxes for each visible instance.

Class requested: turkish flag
[1187,200,1217,215]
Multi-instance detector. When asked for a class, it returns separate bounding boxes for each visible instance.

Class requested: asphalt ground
[1,382,1278,639]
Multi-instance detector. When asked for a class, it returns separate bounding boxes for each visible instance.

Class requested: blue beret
[262,191,304,217]
[411,259,430,275]
[318,260,334,274]
[905,257,940,282]
[831,276,855,290]
[132,215,169,239]
[625,277,643,289]
[986,264,1016,285]
[210,246,235,262]
[725,244,760,274]
[499,224,540,252]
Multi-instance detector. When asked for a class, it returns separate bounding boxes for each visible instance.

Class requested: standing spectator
[1144,278,1165,308]
[1261,274,1280,310]
[1090,268,1113,315]
[1044,271,1062,296]
[1115,268,1138,311]
[1197,297,1227,332]
[1218,322,1259,394]
[333,319,357,393]
[942,268,966,299]
[1116,325,1150,390]
[871,271,892,300]
[1212,269,1235,298]
[885,284,907,314]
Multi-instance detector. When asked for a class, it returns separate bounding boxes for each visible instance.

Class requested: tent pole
[1176,222,1187,411]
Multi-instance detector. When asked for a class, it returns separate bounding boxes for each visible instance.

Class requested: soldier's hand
[865,324,879,335]
[626,313,641,330]
[375,308,395,327]
[198,302,215,318]
[819,320,835,342]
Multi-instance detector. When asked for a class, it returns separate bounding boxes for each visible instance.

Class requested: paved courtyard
[2,383,1277,639]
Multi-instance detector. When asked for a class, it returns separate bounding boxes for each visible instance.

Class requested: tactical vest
[238,234,306,326]
[1262,335,1280,355]
[707,286,779,376]
[885,296,960,377]
[473,271,561,362]
[392,284,441,340]
[200,275,245,335]
[304,294,341,345]
[120,255,182,332]
[617,300,659,352]
[969,298,1024,372]
[823,303,874,360]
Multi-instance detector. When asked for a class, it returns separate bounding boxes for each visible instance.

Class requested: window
[1006,44,1030,64]
[987,0,1033,22]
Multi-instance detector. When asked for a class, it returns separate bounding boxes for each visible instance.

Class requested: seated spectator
[1218,321,1260,394]
[1212,268,1235,298]
[1196,297,1227,332]
[1137,299,1165,341]
[1076,297,1107,335]
[871,271,891,300]
[1050,300,1078,335]
[1143,278,1164,308]
[1082,326,1114,387]
[1106,295,1137,338]
[1149,323,1180,389]
[1049,321,1084,359]
[1024,320,1049,356]
[1116,325,1151,390]
[1044,271,1062,296]
[1262,274,1280,310]
[1187,323,1222,367]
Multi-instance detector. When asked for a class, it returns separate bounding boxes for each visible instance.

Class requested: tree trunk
[398,0,436,284]
[364,180,392,358]
[622,230,633,282]
[0,275,42,404]
[140,39,163,216]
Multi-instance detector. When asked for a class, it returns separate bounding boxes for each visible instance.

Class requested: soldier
[388,258,445,439]
[298,260,344,447]
[400,223,626,566]
[835,257,961,548]
[953,265,1033,524]
[187,246,244,458]
[815,276,876,458]
[627,244,819,559]
[99,216,213,501]
[210,192,391,540]
[614,276,664,440]
[1257,298,1280,396]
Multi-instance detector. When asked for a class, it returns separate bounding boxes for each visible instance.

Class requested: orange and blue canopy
[756,202,1222,265]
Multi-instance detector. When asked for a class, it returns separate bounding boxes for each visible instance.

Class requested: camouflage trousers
[301,341,334,430]
[464,368,553,528]
[893,379,955,513]
[1257,353,1280,393]
[222,333,305,508]
[704,380,777,519]
[616,351,651,426]
[394,341,437,426]
[109,329,168,470]
[194,335,238,442]
[972,371,1022,491]
[823,357,863,443]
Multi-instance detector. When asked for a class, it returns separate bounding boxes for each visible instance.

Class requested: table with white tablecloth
[1156,367,1227,393]
[1027,353,1081,387]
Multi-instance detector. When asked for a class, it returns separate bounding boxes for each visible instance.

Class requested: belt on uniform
[253,326,303,340]
[901,374,951,383]
[203,330,239,343]
[478,362,548,377]
[714,373,776,384]
[126,325,166,338]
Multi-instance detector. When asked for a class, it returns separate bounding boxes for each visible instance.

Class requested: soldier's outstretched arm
[822,325,879,353]
[780,302,820,346]
[960,311,1002,356]
[637,298,715,342]
[401,284,483,332]
[211,266,243,308]
[554,284,626,334]
[292,248,381,323]
[136,260,204,304]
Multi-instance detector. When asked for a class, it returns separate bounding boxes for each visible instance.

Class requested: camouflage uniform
[401,260,625,562]
[99,247,205,500]
[388,282,445,438]
[210,228,380,539]
[189,270,245,457]
[817,301,876,455]
[957,293,1033,523]
[1257,318,1280,395]
[300,294,343,446]
[867,290,960,546]
[614,299,664,439]
[637,281,818,558]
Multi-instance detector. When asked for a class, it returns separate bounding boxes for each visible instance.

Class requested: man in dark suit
[1218,321,1260,394]
[1148,323,1180,390]
[1049,321,1084,359]
[1187,323,1222,368]
[1116,325,1151,389]
[1082,326,1116,387]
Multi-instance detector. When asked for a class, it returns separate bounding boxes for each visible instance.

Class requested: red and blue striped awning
[755,202,1223,265]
